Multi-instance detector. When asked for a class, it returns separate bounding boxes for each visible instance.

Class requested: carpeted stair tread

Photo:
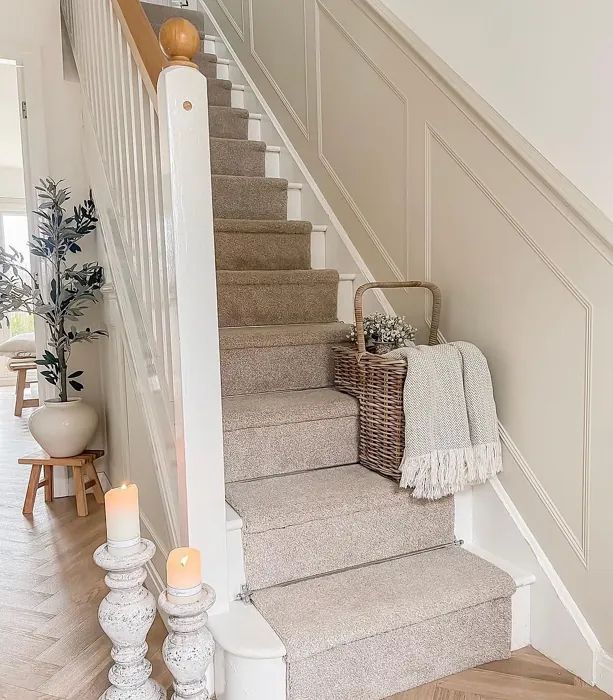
[223,388,359,481]
[223,387,357,432]
[193,52,219,80]
[220,324,349,395]
[214,219,312,235]
[226,464,451,534]
[215,219,312,269]
[219,322,349,350]
[207,78,232,107]
[210,139,267,177]
[212,175,288,220]
[226,464,454,589]
[141,2,205,30]
[217,269,338,326]
[252,547,515,661]
[209,106,249,140]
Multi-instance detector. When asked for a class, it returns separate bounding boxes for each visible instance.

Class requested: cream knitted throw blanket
[385,341,502,500]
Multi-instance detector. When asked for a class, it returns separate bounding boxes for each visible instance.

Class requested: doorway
[0,61,37,401]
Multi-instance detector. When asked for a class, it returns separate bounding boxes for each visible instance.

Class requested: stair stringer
[82,111,181,547]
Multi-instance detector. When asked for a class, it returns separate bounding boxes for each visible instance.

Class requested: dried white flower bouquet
[349,313,417,354]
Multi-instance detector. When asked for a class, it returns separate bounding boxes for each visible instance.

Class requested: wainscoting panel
[316,1,409,276]
[427,132,590,563]
[218,0,245,39]
[249,0,309,135]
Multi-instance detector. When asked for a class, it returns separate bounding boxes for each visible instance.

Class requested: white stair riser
[231,85,245,109]
[265,147,281,178]
[310,226,327,269]
[287,184,302,220]
[216,58,231,80]
[337,274,357,323]
[204,35,218,53]
[248,114,262,141]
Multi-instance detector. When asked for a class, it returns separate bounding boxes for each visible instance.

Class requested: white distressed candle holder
[158,584,216,700]
[93,539,166,700]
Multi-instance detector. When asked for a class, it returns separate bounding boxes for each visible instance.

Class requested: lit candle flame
[180,555,189,568]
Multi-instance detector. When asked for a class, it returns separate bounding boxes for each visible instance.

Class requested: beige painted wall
[205,0,613,653]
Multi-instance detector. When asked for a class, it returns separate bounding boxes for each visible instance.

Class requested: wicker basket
[333,281,442,481]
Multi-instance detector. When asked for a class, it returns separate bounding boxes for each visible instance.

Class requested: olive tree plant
[0,179,107,402]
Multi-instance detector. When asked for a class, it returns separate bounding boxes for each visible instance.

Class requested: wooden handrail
[111,0,169,101]
[110,0,203,102]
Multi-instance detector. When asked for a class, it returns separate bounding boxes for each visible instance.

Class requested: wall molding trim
[314,0,408,280]
[357,0,613,265]
[425,124,592,567]
[247,0,309,139]
[595,651,613,696]
[217,0,245,40]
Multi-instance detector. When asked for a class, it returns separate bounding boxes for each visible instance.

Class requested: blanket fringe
[399,441,502,500]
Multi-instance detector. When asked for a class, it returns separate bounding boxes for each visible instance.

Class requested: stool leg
[44,465,54,503]
[14,369,26,417]
[23,464,42,515]
[87,461,105,505]
[73,466,88,517]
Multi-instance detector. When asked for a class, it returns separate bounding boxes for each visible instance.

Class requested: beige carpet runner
[143,5,515,698]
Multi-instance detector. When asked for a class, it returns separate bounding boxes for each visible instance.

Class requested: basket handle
[354,281,442,354]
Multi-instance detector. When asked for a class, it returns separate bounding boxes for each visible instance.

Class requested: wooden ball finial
[159,18,201,67]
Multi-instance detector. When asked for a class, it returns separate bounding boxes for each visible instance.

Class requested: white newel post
[157,63,229,614]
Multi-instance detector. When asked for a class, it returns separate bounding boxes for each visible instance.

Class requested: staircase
[141,4,517,699]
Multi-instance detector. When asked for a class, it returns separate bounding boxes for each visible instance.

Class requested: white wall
[0,63,25,200]
[378,0,613,223]
[0,2,106,466]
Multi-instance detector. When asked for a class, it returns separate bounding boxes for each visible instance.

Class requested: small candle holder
[94,538,166,700]
[158,584,216,700]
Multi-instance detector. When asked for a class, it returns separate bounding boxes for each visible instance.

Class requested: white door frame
[1,48,73,495]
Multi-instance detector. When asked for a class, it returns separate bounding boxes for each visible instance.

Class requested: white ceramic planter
[29,398,98,457]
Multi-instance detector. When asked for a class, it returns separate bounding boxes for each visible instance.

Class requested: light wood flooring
[0,386,170,699]
[0,386,609,699]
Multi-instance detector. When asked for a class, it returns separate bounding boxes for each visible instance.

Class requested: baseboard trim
[595,650,613,696]
[485,477,609,689]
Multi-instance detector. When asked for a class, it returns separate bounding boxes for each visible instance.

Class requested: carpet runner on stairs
[142,4,516,697]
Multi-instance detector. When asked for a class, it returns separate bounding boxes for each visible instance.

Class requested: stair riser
[224,416,359,482]
[210,142,265,177]
[212,179,287,220]
[209,108,249,139]
[242,499,454,590]
[221,342,335,396]
[215,232,310,271]
[286,598,511,700]
[217,280,337,326]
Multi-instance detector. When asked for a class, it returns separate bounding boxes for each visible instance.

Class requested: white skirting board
[472,478,611,693]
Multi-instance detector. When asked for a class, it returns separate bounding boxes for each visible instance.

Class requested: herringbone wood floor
[0,387,170,699]
[0,387,609,699]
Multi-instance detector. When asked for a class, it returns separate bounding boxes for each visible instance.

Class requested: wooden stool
[8,358,39,417]
[19,449,105,517]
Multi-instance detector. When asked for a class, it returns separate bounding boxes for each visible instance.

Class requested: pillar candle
[104,482,141,554]
[167,547,202,604]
